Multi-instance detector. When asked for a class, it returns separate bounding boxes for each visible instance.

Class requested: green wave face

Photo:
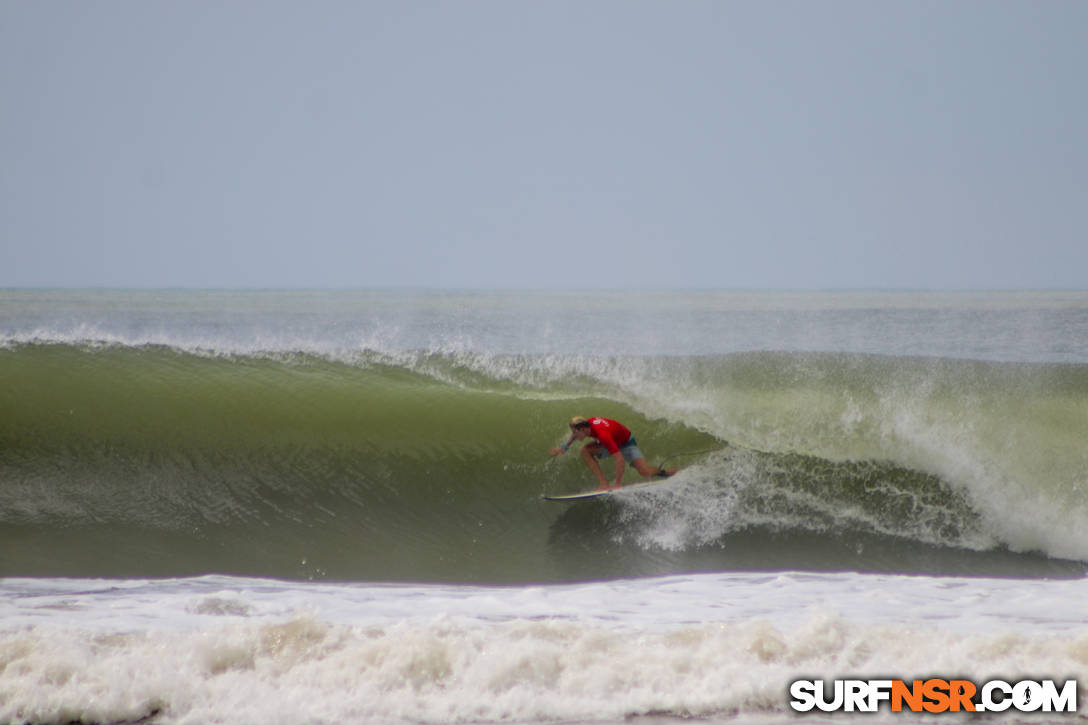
[2,343,1086,582]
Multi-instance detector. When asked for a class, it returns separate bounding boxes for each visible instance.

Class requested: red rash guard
[587,417,632,455]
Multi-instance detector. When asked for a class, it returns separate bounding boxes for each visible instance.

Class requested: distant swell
[2,342,1086,581]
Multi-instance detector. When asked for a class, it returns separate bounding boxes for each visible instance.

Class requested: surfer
[549,416,677,490]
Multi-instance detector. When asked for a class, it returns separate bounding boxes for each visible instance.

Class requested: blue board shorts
[593,436,645,464]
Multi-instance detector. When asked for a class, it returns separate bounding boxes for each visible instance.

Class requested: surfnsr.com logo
[789,678,1078,714]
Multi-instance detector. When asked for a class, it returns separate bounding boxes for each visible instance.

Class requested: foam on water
[3,573,1087,724]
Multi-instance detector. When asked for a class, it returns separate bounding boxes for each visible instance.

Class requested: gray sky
[2,1,1086,290]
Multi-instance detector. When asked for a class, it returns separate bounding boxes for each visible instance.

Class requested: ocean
[2,288,1087,724]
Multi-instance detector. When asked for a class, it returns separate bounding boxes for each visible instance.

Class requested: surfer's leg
[622,442,675,478]
[580,443,611,489]
[632,458,677,478]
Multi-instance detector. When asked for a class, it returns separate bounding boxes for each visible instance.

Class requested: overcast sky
[2,1,1086,289]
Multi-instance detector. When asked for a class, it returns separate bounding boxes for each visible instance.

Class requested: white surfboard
[542,477,675,502]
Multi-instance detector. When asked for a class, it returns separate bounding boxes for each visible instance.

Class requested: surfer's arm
[549,435,577,457]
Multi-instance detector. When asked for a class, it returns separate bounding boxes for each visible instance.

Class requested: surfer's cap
[569,416,590,429]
